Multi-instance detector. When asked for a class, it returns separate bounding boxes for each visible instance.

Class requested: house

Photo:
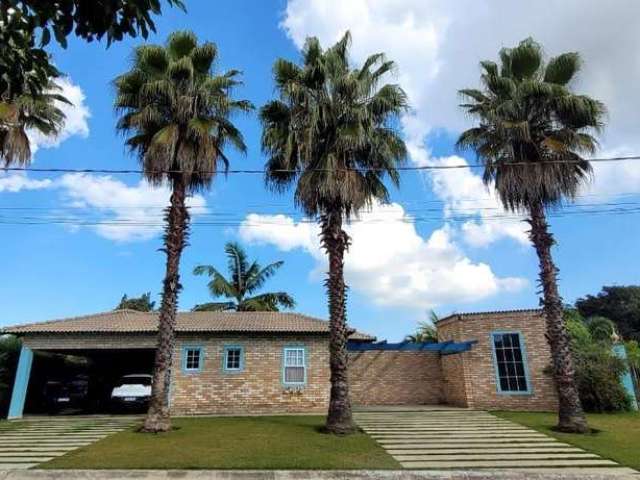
[3,308,558,419]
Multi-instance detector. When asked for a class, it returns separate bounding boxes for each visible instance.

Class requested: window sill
[496,390,533,396]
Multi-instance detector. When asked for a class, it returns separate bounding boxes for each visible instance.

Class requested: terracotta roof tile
[437,308,543,324]
[2,309,375,341]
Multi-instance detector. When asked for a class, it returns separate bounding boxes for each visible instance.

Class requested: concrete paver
[0,417,136,470]
[354,407,636,476]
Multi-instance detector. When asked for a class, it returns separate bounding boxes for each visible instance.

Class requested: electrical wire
[2,155,640,176]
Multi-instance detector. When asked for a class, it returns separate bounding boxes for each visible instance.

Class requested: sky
[1,0,640,341]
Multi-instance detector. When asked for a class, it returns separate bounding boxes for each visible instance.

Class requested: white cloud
[0,172,52,193]
[28,77,90,154]
[58,174,208,242]
[427,156,529,247]
[282,0,640,247]
[239,202,526,309]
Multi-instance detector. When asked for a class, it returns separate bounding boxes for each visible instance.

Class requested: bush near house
[564,310,631,412]
[0,335,21,418]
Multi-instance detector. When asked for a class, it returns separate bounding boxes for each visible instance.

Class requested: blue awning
[347,340,476,355]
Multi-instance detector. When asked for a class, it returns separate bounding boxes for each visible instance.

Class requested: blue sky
[1,0,640,341]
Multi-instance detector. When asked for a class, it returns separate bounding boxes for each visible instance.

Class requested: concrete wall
[170,335,330,415]
[437,311,558,411]
[348,351,445,405]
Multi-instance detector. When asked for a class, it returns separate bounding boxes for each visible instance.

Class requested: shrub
[0,335,21,418]
[565,310,631,412]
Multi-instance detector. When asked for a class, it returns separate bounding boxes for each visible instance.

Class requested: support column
[8,345,33,419]
[612,343,639,411]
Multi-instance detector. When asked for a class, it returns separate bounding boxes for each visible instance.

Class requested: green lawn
[0,420,23,431]
[42,416,399,470]
[495,411,640,471]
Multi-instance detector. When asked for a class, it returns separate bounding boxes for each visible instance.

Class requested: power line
[2,155,640,176]
[2,203,640,228]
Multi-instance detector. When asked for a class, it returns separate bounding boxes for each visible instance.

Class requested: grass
[41,416,399,470]
[0,420,23,431]
[495,411,640,471]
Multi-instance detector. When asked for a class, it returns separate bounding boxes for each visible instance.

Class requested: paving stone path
[0,416,137,470]
[354,408,639,476]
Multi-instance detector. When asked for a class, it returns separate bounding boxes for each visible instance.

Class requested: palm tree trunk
[142,175,189,433]
[321,210,356,435]
[529,201,589,433]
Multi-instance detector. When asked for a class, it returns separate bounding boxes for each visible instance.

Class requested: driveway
[354,407,638,477]
[0,416,136,470]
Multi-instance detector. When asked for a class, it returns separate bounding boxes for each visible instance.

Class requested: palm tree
[405,322,438,343]
[193,242,295,312]
[114,31,252,432]
[1,80,68,166]
[405,311,439,343]
[457,38,605,433]
[260,32,408,434]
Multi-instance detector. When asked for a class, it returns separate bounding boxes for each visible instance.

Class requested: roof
[2,309,375,341]
[437,308,543,324]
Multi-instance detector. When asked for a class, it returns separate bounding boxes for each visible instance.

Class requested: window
[491,332,530,394]
[223,346,244,373]
[283,347,306,385]
[182,346,203,373]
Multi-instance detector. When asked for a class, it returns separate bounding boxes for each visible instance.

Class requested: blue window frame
[181,346,204,373]
[490,331,532,395]
[223,345,244,373]
[282,346,306,386]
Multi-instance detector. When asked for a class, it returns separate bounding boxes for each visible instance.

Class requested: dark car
[43,375,90,413]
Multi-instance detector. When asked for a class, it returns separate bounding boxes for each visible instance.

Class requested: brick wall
[437,310,558,411]
[22,333,157,350]
[170,335,330,415]
[19,310,559,413]
[440,353,468,407]
[348,351,444,405]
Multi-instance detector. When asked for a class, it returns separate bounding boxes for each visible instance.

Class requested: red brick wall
[437,311,558,411]
[440,353,468,407]
[170,335,330,415]
[348,351,445,405]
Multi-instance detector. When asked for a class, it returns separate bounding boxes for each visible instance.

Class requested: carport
[5,310,159,419]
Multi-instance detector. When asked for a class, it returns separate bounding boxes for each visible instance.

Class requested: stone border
[0,470,638,480]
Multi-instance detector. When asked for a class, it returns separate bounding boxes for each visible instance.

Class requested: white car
[110,374,152,411]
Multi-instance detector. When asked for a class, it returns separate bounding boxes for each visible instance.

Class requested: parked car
[110,374,152,412]
[43,375,90,413]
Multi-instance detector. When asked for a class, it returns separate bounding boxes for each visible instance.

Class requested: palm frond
[191,302,236,312]
[261,33,408,218]
[114,30,252,193]
[457,38,605,211]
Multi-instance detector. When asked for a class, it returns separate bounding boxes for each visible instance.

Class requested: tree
[564,310,631,412]
[1,79,69,166]
[260,32,408,434]
[114,31,252,432]
[0,335,21,418]
[0,11,61,100]
[405,311,439,343]
[457,38,605,433]
[576,286,640,342]
[405,322,438,343]
[192,242,295,312]
[116,292,156,312]
[1,1,183,98]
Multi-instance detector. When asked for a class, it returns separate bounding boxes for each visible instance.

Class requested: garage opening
[24,348,155,415]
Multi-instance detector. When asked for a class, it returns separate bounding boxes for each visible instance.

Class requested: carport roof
[2,309,375,341]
